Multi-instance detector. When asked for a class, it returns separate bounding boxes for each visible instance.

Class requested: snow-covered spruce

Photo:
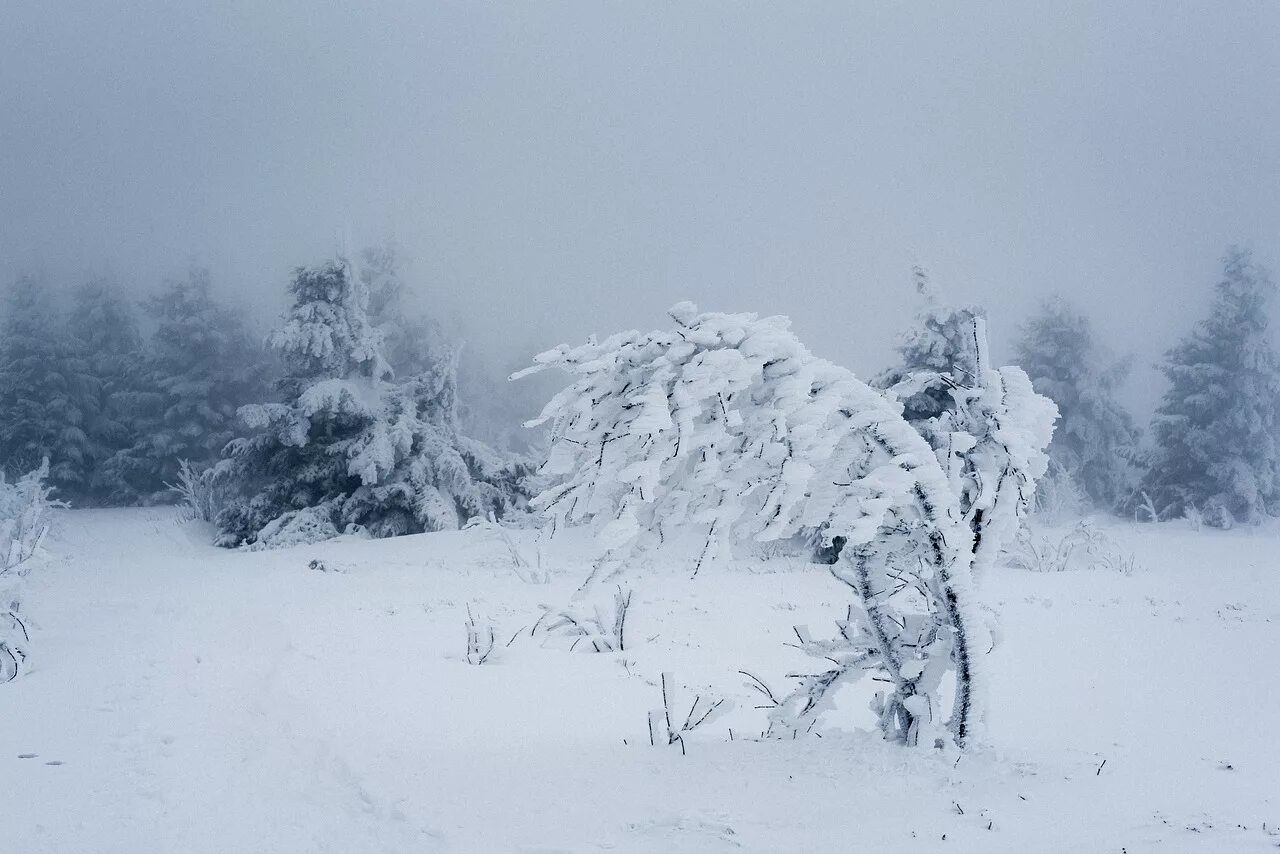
[517,302,1052,747]
[1136,248,1280,527]
[213,256,533,549]
[1013,296,1140,514]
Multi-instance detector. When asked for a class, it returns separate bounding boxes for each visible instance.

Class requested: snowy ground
[3,508,1278,853]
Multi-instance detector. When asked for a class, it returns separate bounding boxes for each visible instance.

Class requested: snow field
[2,508,1278,852]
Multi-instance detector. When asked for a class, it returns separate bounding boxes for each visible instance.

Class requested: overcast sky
[2,2,1278,413]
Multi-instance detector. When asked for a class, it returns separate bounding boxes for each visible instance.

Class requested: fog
[3,1,1278,415]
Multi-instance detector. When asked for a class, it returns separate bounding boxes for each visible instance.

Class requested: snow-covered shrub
[166,459,231,523]
[1133,491,1160,523]
[1,459,57,683]
[1006,522,1137,574]
[214,256,534,548]
[1,459,56,572]
[1031,458,1087,522]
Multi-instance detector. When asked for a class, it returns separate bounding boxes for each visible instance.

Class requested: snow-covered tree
[1012,297,1140,513]
[518,302,1055,748]
[215,256,532,548]
[1138,248,1280,526]
[875,268,986,424]
[67,280,150,504]
[103,268,269,503]
[0,277,93,497]
[876,272,1058,582]
[360,242,548,454]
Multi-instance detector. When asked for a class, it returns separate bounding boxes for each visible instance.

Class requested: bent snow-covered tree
[518,302,1054,747]
[214,256,532,548]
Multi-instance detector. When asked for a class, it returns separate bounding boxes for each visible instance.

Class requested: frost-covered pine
[215,256,531,548]
[520,302,1005,747]
[0,277,93,497]
[1138,248,1280,526]
[1013,297,1140,512]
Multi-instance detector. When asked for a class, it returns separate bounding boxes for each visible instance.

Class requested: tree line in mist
[1,244,1277,532]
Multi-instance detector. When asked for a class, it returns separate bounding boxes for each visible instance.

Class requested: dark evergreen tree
[104,268,269,502]
[1138,248,1280,526]
[0,277,93,498]
[215,256,531,549]
[67,280,150,504]
[1013,297,1140,511]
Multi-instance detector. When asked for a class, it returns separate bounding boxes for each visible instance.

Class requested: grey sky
[2,2,1277,414]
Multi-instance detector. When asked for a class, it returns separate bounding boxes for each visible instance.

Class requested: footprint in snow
[44,760,64,766]
[17,753,37,759]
